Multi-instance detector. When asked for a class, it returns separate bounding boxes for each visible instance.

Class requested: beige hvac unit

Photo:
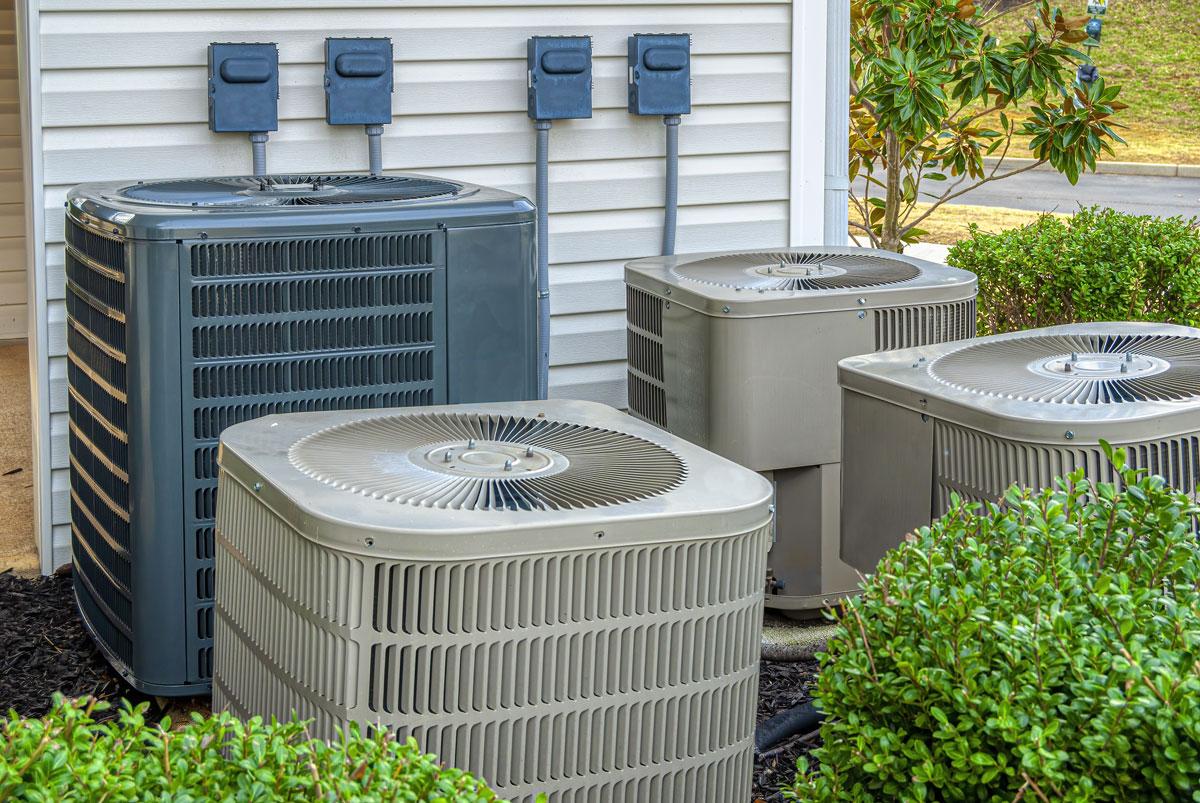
[839,321,1200,574]
[625,247,977,611]
[212,399,773,803]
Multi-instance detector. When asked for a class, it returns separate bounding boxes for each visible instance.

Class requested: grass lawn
[985,0,1200,164]
[849,201,1070,246]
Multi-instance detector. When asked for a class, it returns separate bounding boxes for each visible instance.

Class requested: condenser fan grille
[671,251,921,291]
[120,175,460,206]
[930,333,1200,404]
[289,412,687,511]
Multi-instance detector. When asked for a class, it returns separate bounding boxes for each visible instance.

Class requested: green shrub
[947,206,1200,335]
[789,448,1200,802]
[0,697,508,802]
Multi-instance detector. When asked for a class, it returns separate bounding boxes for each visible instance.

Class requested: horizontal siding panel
[49,353,66,412]
[51,467,68,525]
[42,0,789,8]
[41,6,789,69]
[42,53,789,126]
[50,411,67,470]
[548,360,626,409]
[549,310,626,367]
[52,524,71,572]
[0,266,23,307]
[40,104,789,184]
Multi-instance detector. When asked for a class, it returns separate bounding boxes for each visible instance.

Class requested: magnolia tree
[849,0,1128,251]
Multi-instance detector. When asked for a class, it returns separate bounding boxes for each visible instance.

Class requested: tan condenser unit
[212,399,774,803]
[624,247,977,611]
[839,321,1200,574]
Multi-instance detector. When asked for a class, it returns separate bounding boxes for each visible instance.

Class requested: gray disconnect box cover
[207,43,279,132]
[64,173,536,695]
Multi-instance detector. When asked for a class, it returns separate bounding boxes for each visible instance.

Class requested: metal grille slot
[193,350,434,399]
[191,233,434,277]
[626,287,667,428]
[191,272,432,318]
[875,299,977,351]
[65,219,126,274]
[934,421,1200,513]
[67,217,132,679]
[194,389,434,441]
[193,312,433,359]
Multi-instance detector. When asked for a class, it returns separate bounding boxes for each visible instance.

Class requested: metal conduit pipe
[534,120,553,400]
[662,115,681,256]
[366,125,384,175]
[249,132,269,176]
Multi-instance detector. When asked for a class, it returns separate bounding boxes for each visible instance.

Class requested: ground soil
[1,570,821,801]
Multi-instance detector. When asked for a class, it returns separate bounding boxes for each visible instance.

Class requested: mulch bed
[2,569,821,801]
[752,659,822,802]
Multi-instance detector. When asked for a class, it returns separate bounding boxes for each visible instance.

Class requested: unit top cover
[839,322,1200,444]
[67,172,534,240]
[625,246,977,316]
[218,399,774,558]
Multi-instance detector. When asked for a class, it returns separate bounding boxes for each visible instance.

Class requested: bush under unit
[838,321,1200,574]
[624,247,977,611]
[212,399,774,803]
[65,173,537,695]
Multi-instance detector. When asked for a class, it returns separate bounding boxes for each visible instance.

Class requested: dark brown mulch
[752,659,822,802]
[0,569,158,721]
[2,569,822,800]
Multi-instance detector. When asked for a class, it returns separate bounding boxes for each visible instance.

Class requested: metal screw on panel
[199,232,208,240]
[468,439,476,449]
[665,288,672,295]
[921,414,929,422]
[504,459,514,471]
[253,482,262,492]
[365,538,375,547]
[768,504,776,514]
[443,450,452,462]
[1070,352,1078,360]
[1065,431,1076,440]
[1120,364,1129,373]
[526,446,534,457]
[595,531,605,539]
[857,311,866,319]
[723,306,731,313]
[1126,352,1134,362]
[766,265,774,274]
[353,226,362,233]
[665,301,671,309]
[857,298,866,305]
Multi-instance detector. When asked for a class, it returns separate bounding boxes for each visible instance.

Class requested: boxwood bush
[947,206,1200,335]
[0,696,509,802]
[789,448,1200,802]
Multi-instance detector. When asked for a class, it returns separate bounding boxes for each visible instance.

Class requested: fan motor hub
[1032,352,1169,380]
[410,441,569,478]
[751,262,847,279]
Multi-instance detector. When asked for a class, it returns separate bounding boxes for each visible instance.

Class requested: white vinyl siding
[0,3,24,339]
[23,0,819,570]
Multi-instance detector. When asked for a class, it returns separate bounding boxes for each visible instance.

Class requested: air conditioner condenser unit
[65,173,536,695]
[839,321,1200,574]
[212,399,774,803]
[624,247,977,610]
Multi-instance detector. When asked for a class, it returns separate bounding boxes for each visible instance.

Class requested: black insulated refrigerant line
[628,33,691,257]
[527,35,593,399]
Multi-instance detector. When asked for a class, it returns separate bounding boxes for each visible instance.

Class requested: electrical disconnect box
[526,36,592,120]
[628,34,691,116]
[207,43,279,132]
[325,38,394,125]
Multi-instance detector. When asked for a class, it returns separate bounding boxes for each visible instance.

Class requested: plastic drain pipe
[662,115,681,256]
[366,125,384,175]
[754,700,825,754]
[534,120,552,400]
[249,132,269,176]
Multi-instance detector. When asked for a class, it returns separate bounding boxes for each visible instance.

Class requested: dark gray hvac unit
[65,173,536,695]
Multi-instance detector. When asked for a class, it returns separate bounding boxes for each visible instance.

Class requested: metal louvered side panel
[875,298,977,352]
[65,218,133,668]
[626,286,667,427]
[934,421,1200,515]
[184,232,445,683]
[213,472,768,803]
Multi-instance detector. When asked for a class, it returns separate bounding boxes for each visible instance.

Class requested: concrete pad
[762,611,838,661]
[0,342,36,575]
